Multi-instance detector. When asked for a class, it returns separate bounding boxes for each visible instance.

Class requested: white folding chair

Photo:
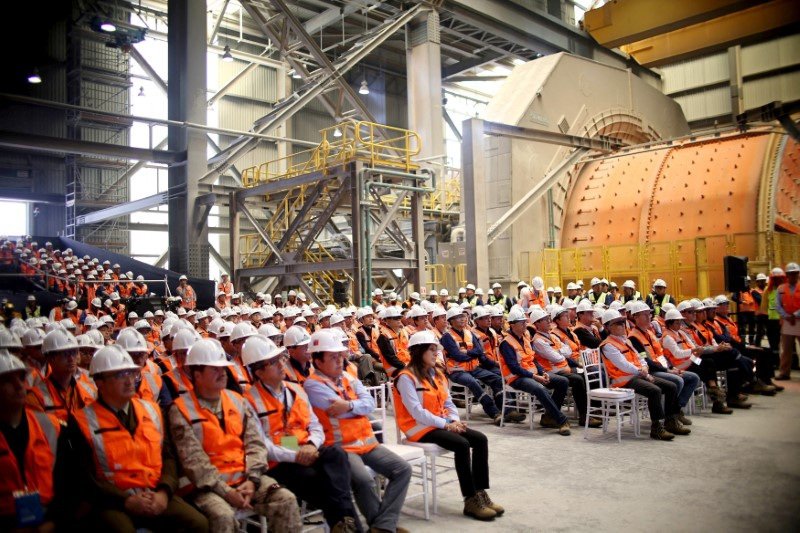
[499,379,539,430]
[387,381,456,515]
[580,349,638,442]
[236,510,267,533]
[447,380,473,420]
[366,383,430,520]
[687,382,708,415]
[299,500,328,532]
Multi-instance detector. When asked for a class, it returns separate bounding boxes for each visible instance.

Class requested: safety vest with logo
[174,389,247,492]
[29,375,96,423]
[600,336,642,388]
[628,326,666,367]
[74,399,163,492]
[532,331,570,373]
[715,315,740,342]
[444,328,478,372]
[777,283,800,316]
[498,331,536,384]
[474,327,499,363]
[0,410,60,516]
[306,372,379,455]
[376,326,409,376]
[552,327,581,364]
[163,367,193,397]
[660,328,693,370]
[393,369,449,442]
[245,380,311,468]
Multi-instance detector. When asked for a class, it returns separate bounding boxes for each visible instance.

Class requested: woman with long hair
[392,331,503,522]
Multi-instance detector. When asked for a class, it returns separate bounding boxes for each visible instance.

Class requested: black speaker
[333,279,350,304]
[724,255,749,292]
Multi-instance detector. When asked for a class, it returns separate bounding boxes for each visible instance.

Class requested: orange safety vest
[498,331,537,384]
[0,410,60,516]
[573,323,602,350]
[114,304,127,330]
[229,358,251,392]
[377,326,409,376]
[777,282,800,316]
[157,354,177,373]
[474,328,499,363]
[217,282,233,300]
[738,290,756,313]
[174,390,247,492]
[628,326,664,360]
[136,370,163,403]
[74,399,163,492]
[282,358,313,384]
[532,331,571,373]
[660,329,693,370]
[178,286,196,310]
[752,287,766,315]
[346,330,362,356]
[600,336,642,388]
[131,284,147,297]
[715,315,740,342]
[444,328,478,372]
[393,369,449,442]
[245,381,311,468]
[552,327,581,363]
[686,322,712,346]
[163,367,193,397]
[306,372,379,454]
[28,375,96,423]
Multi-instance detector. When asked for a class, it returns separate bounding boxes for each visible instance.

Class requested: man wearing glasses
[55,345,208,530]
[27,329,96,423]
[243,334,358,533]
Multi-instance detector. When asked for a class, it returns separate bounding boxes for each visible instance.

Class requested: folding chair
[447,380,473,420]
[499,379,539,430]
[236,510,267,533]
[580,349,638,442]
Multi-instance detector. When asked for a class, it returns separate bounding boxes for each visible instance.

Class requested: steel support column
[407,10,444,162]
[462,118,489,290]
[168,0,209,277]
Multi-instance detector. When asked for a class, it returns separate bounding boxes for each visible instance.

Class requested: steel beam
[0,190,64,204]
[76,192,169,225]
[209,244,231,275]
[208,0,231,44]
[129,47,168,95]
[621,0,800,67]
[462,118,490,291]
[237,257,416,278]
[482,120,620,151]
[0,130,183,163]
[584,0,764,48]
[240,203,285,264]
[236,166,346,199]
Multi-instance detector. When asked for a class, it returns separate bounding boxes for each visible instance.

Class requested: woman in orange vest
[394,330,502,521]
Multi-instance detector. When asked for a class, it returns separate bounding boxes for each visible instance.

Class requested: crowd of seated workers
[2,235,797,531]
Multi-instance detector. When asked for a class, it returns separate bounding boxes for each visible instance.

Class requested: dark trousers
[448,367,503,417]
[90,495,208,533]
[553,370,587,419]
[418,427,489,499]
[699,350,743,398]
[754,314,768,347]
[268,446,356,527]
[737,312,755,343]
[509,374,569,425]
[625,376,678,421]
[766,319,782,366]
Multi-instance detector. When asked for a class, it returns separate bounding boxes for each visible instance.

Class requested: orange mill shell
[561,130,800,247]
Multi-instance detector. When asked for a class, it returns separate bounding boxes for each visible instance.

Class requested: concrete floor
[388,378,800,533]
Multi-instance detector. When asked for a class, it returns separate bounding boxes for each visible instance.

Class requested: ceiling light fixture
[100,21,116,32]
[222,45,234,62]
[333,126,342,137]
[291,70,302,79]
[359,80,369,95]
[27,68,42,84]
[138,86,145,97]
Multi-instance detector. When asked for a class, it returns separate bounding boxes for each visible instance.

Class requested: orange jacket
[393,369,449,442]
[661,328,693,370]
[245,381,311,467]
[74,399,163,491]
[0,410,60,516]
[444,328,478,372]
[600,336,641,388]
[27,375,96,423]
[499,331,536,384]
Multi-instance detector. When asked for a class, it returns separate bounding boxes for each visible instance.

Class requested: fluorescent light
[292,70,302,79]
[222,45,234,62]
[100,21,116,32]
[359,80,369,95]
[333,127,342,137]
[27,69,41,84]
[138,86,145,97]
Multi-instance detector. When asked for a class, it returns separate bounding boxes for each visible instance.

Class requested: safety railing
[241,121,421,188]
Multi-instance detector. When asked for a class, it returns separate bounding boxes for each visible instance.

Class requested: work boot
[505,410,526,423]
[558,420,571,436]
[737,393,749,402]
[579,417,603,428]
[334,517,357,533]
[771,382,785,392]
[453,398,466,408]
[650,421,675,441]
[539,413,559,428]
[676,409,692,426]
[665,417,691,436]
[493,413,504,426]
[774,374,791,381]
[463,494,497,521]
[477,490,505,515]
[727,398,752,409]
[752,380,777,396]
[712,400,733,414]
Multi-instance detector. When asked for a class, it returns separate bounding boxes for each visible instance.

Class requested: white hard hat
[690,298,705,310]
[66,300,78,311]
[373,288,384,296]
[439,289,449,296]
[355,307,374,320]
[653,279,667,288]
[492,283,502,289]
[786,262,800,273]
[677,300,694,313]
[771,267,785,276]
[407,305,428,319]
[550,306,568,321]
[383,306,402,319]
[756,273,768,281]
[566,282,578,291]
[429,289,438,297]
[21,328,44,347]
[507,308,527,323]
[410,291,420,300]
[553,287,562,293]
[517,281,527,288]
[115,328,149,353]
[179,275,188,281]
[208,317,225,336]
[134,319,152,331]
[128,311,138,320]
[702,298,717,309]
[91,298,102,308]
[529,308,549,323]
[631,301,651,315]
[137,275,145,281]
[661,303,677,313]
[610,282,618,289]
[472,306,491,320]
[186,338,231,367]
[408,330,438,348]
[0,349,27,377]
[546,287,554,293]
[591,277,601,286]
[0,329,23,349]
[388,292,397,300]
[242,334,284,366]
[664,309,684,321]
[172,328,201,351]
[601,309,623,325]
[89,345,139,376]
[459,301,472,310]
[531,277,544,291]
[475,288,484,296]
[258,323,282,338]
[154,310,164,317]
[218,321,236,339]
[622,280,636,289]
[466,284,476,291]
[230,322,258,342]
[284,325,311,347]
[714,294,730,305]
[110,293,120,301]
[610,301,624,311]
[288,290,297,297]
[42,329,78,354]
[446,307,465,321]
[561,297,576,310]
[308,329,348,353]
[86,329,106,347]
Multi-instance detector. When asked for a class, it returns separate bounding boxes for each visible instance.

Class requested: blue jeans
[509,374,569,425]
[654,370,701,408]
[348,445,412,531]
[449,367,504,417]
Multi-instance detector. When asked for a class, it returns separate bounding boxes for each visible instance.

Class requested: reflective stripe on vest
[307,373,379,454]
[445,328,478,372]
[715,315,740,342]
[138,371,162,403]
[498,332,536,384]
[393,369,448,441]
[661,329,693,370]
[553,327,580,362]
[532,331,570,372]
[600,336,641,387]
[77,399,163,494]
[778,283,800,315]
